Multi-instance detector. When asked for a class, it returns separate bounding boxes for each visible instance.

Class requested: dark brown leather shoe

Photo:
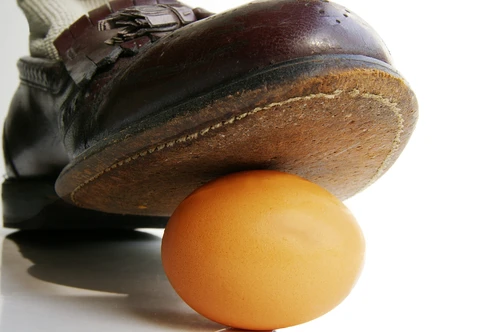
[2,0,418,229]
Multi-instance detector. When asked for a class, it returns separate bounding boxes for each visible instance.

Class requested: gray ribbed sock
[18,0,110,59]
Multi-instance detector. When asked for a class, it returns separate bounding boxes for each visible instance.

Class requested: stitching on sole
[71,90,403,206]
[357,90,405,190]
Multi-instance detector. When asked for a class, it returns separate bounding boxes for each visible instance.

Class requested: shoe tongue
[53,0,210,87]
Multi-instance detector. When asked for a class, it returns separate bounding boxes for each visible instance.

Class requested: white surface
[1,0,500,331]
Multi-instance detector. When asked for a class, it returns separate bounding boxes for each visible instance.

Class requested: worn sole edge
[56,54,415,205]
[71,89,404,208]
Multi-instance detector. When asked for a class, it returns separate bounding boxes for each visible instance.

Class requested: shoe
[2,0,418,229]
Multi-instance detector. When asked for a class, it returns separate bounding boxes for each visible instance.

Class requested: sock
[18,0,110,59]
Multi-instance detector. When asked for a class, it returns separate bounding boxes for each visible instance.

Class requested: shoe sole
[4,55,418,228]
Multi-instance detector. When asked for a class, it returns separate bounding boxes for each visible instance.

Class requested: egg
[161,170,365,330]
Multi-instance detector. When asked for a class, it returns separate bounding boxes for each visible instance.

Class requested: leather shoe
[2,0,418,229]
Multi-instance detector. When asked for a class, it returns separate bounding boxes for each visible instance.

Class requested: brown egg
[161,170,365,330]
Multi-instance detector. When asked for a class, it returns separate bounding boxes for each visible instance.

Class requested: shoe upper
[3,58,72,178]
[3,0,393,179]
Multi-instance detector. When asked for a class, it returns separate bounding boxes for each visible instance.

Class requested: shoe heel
[2,178,168,229]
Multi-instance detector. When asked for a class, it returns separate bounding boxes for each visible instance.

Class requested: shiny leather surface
[3,58,72,178]
[4,0,393,178]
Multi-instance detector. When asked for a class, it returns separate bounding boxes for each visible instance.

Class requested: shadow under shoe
[1,230,223,331]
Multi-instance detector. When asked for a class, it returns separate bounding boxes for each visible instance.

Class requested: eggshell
[162,170,365,330]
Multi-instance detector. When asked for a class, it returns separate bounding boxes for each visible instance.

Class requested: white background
[1,0,499,331]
